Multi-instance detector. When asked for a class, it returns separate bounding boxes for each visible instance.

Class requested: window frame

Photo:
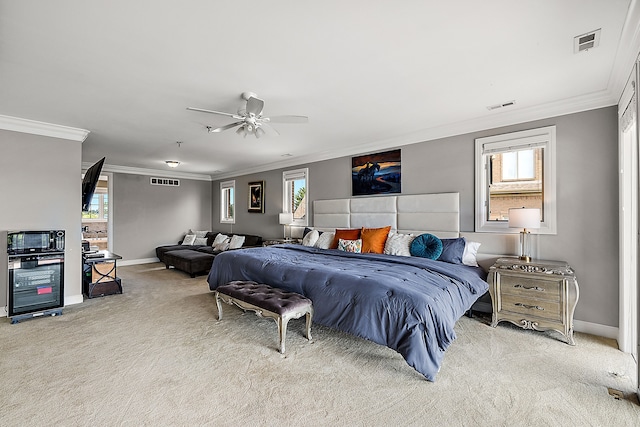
[81,189,108,221]
[475,126,557,234]
[220,180,235,224]
[282,168,309,227]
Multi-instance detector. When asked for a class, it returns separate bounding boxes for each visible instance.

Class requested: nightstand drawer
[500,293,562,322]
[499,275,561,300]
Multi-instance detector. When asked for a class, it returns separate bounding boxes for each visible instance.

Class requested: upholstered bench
[163,249,215,278]
[215,281,313,354]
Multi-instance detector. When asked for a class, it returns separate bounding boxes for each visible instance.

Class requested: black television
[81,157,105,212]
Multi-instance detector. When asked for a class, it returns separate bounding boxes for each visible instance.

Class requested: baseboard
[65,294,84,307]
[573,319,618,341]
[119,257,159,266]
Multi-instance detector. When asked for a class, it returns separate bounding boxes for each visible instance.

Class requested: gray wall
[0,129,83,309]
[111,173,212,260]
[212,106,619,328]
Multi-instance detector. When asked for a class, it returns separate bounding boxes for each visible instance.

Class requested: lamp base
[518,255,532,262]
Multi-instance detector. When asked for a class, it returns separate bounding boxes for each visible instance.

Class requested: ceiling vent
[574,29,601,53]
[487,100,515,111]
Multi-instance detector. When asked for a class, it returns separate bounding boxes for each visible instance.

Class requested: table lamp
[508,208,540,262]
[279,212,294,240]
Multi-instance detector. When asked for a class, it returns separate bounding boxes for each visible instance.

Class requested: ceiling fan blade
[187,107,242,119]
[208,121,244,133]
[245,97,264,116]
[262,122,280,136]
[266,115,309,124]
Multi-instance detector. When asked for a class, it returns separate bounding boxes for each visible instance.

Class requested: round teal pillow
[410,233,443,260]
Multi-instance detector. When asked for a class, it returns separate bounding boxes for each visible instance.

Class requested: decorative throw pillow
[437,237,466,264]
[338,238,362,253]
[193,237,207,246]
[383,232,414,256]
[213,236,230,252]
[189,229,209,238]
[212,233,229,247]
[182,234,196,245]
[302,229,320,247]
[331,229,361,249]
[462,241,481,267]
[314,232,335,249]
[228,235,245,250]
[360,226,391,254]
[410,233,443,260]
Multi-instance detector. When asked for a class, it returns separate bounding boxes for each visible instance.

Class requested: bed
[207,193,490,381]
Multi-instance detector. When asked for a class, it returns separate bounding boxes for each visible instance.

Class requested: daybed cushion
[360,226,391,254]
[410,233,443,260]
[338,238,362,253]
[331,229,361,249]
[302,230,320,247]
[438,237,466,264]
[383,232,414,256]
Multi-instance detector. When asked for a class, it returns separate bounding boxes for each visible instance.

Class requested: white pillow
[189,229,208,238]
[228,235,245,250]
[213,237,230,252]
[462,241,481,267]
[314,232,335,249]
[383,232,414,256]
[182,234,196,245]
[302,230,320,247]
[193,237,208,245]
[212,233,229,246]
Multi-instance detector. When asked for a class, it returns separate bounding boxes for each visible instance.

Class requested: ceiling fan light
[165,160,180,168]
[255,127,265,138]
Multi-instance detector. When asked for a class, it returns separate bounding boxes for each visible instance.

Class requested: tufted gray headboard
[313,193,460,239]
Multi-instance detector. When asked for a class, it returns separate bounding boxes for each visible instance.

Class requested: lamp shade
[508,208,540,229]
[279,212,294,225]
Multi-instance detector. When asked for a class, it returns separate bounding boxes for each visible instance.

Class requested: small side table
[83,251,123,298]
[488,257,579,345]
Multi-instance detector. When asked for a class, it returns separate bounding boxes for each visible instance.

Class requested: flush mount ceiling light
[165,160,180,168]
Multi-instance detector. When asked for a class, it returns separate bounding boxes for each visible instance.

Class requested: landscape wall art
[351,149,401,196]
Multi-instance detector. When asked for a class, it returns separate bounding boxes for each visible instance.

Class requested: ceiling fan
[187,92,308,138]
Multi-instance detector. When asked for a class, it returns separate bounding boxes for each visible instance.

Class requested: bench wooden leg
[305,310,313,341]
[215,291,223,321]
[278,316,289,354]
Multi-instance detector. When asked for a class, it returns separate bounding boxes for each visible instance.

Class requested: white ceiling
[1,1,638,179]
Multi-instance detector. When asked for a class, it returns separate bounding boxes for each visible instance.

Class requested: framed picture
[248,181,265,213]
[352,149,401,196]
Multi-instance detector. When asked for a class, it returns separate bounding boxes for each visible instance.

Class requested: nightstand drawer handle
[515,303,544,311]
[513,284,544,292]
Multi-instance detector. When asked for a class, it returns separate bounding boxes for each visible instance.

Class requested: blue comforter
[207,244,488,381]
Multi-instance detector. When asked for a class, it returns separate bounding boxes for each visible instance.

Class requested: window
[283,168,308,226]
[475,126,556,234]
[82,190,108,220]
[220,180,235,224]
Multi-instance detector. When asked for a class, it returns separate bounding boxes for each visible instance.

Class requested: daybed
[156,231,262,277]
[207,193,491,381]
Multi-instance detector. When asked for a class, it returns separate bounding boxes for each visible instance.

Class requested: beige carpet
[1,263,638,426]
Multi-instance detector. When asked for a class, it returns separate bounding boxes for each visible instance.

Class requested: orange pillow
[360,226,391,254]
[331,229,361,249]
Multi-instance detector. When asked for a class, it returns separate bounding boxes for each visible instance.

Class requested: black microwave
[7,230,65,255]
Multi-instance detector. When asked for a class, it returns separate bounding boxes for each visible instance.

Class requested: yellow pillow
[360,226,391,254]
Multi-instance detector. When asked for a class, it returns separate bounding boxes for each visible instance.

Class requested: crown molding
[0,114,89,142]
[211,90,616,181]
[82,162,212,181]
[609,0,640,101]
